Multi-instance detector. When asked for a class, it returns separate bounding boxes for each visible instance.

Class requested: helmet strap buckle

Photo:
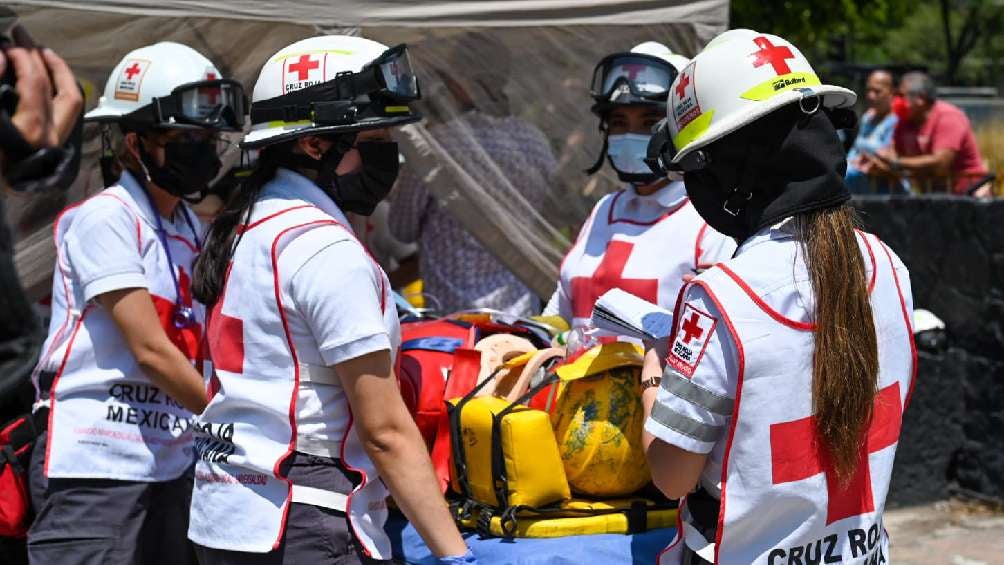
[723,188,752,217]
[798,93,822,115]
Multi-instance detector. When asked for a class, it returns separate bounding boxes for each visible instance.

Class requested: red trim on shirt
[268,218,339,550]
[606,189,690,226]
[694,222,710,270]
[43,306,92,477]
[238,204,316,234]
[689,279,745,565]
[856,229,878,294]
[716,263,817,331]
[880,241,918,409]
[167,233,199,253]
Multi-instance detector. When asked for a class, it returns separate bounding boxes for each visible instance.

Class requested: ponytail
[193,144,288,306]
[793,205,879,483]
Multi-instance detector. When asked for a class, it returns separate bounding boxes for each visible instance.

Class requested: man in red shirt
[868,71,991,196]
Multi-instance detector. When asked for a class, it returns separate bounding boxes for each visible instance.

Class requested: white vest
[660,231,915,565]
[556,185,732,329]
[187,201,395,558]
[36,180,203,481]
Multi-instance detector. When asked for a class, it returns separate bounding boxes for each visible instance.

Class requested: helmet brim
[671,85,855,164]
[240,114,421,149]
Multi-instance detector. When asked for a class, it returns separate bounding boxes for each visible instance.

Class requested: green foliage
[731,0,1004,87]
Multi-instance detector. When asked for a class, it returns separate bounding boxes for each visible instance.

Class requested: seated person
[867,71,991,196]
[845,70,902,194]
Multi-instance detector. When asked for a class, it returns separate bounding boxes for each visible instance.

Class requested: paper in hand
[591,288,674,342]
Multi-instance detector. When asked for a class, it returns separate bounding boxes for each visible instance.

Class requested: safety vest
[659,231,915,564]
[37,175,203,482]
[187,201,395,558]
[557,185,728,329]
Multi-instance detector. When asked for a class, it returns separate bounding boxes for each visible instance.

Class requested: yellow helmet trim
[671,109,715,154]
[740,71,822,102]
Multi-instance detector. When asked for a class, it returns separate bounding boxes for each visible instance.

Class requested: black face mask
[683,103,851,243]
[316,140,400,216]
[138,137,222,203]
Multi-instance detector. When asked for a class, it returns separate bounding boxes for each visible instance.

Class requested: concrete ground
[886,499,1004,564]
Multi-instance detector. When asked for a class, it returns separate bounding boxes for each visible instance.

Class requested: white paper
[590,288,674,342]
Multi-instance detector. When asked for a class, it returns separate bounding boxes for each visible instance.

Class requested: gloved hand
[436,549,477,564]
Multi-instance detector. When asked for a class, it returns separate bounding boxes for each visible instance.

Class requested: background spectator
[388,40,557,317]
[867,71,991,196]
[845,70,902,194]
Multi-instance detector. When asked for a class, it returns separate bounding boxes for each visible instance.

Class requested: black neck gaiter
[683,103,852,243]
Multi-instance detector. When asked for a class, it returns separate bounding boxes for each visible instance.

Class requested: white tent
[9,0,728,306]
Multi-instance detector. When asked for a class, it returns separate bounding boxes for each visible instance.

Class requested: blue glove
[436,549,477,565]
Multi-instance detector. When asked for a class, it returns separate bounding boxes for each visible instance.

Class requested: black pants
[27,433,197,565]
[193,452,391,565]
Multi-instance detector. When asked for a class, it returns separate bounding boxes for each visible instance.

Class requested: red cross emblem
[750,36,795,76]
[204,72,221,105]
[570,240,658,319]
[124,62,143,80]
[770,382,903,525]
[150,266,201,362]
[287,54,320,81]
[205,269,244,401]
[675,72,691,99]
[680,312,705,344]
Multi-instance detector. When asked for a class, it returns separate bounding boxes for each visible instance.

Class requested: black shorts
[27,432,197,565]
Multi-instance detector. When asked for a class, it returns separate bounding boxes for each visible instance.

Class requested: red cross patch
[114,59,151,102]
[282,53,324,95]
[671,63,701,130]
[667,303,716,377]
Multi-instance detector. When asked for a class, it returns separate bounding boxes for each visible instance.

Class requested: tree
[937,0,1004,84]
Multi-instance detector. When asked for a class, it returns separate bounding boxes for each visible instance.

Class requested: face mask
[138,137,222,203]
[683,104,850,243]
[891,95,911,122]
[318,141,400,216]
[607,133,659,184]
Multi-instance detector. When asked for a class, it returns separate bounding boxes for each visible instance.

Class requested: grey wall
[855,195,1004,506]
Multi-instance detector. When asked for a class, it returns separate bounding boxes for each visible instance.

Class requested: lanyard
[141,188,201,329]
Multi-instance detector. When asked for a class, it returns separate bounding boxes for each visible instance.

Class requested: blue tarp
[386,514,676,565]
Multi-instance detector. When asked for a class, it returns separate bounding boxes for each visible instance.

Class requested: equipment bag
[447,367,570,510]
[0,414,37,537]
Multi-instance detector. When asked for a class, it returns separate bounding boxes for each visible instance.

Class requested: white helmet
[85,42,244,131]
[243,35,421,149]
[664,29,855,166]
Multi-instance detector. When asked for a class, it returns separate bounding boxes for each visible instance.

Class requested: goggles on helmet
[120,79,246,131]
[590,52,678,105]
[249,44,420,128]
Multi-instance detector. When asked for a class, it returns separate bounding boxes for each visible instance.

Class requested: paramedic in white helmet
[543,41,734,337]
[189,36,475,564]
[27,42,244,564]
[640,30,916,564]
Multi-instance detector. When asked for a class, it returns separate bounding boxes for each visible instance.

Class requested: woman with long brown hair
[640,30,916,564]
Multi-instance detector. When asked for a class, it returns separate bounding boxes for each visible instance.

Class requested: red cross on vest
[288,54,319,81]
[675,72,691,99]
[751,36,794,76]
[151,266,201,361]
[124,62,142,80]
[681,312,705,344]
[570,240,658,319]
[206,277,244,401]
[770,382,903,525]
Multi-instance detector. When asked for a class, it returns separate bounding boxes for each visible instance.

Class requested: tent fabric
[11,1,728,28]
[9,3,728,310]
